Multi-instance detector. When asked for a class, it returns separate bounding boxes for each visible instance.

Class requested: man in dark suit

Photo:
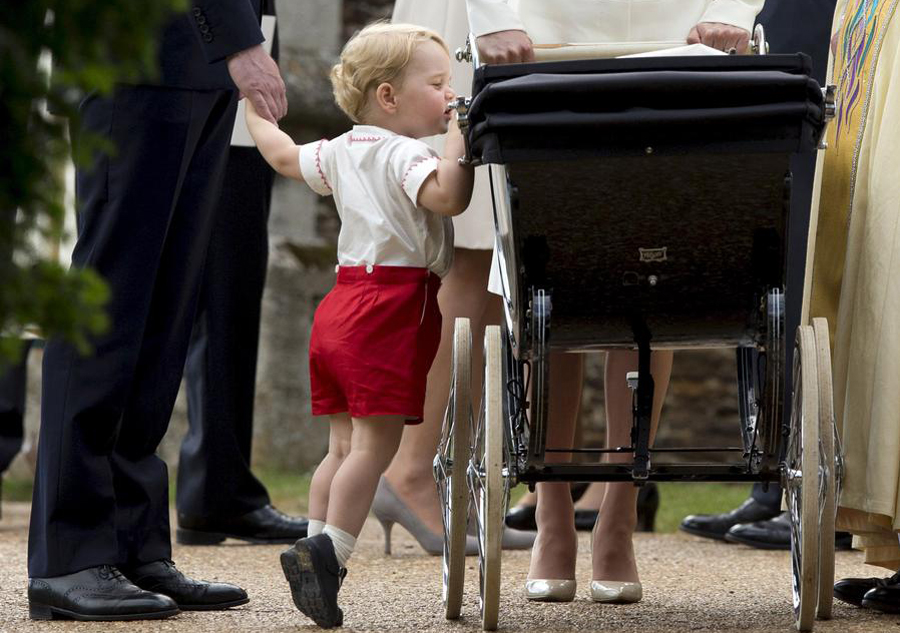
[174,0,308,546]
[27,0,287,621]
[680,0,841,547]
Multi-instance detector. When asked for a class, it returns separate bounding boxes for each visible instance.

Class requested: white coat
[391,0,765,252]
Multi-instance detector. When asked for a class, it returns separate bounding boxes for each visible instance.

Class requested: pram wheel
[812,318,837,621]
[435,318,472,620]
[469,325,505,631]
[785,326,822,631]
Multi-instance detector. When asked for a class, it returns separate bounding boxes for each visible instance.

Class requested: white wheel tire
[441,318,471,620]
[480,326,504,631]
[789,326,821,632]
[812,318,836,621]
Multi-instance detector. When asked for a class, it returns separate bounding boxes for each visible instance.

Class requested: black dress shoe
[122,560,248,611]
[177,504,308,545]
[834,575,891,607]
[505,504,537,531]
[862,572,900,613]
[281,534,347,628]
[680,497,780,541]
[724,510,791,549]
[28,565,179,621]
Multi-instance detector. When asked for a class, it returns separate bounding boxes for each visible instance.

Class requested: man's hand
[227,44,287,123]
[475,29,535,64]
[687,22,751,53]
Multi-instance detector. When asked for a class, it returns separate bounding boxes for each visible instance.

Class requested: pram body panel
[469,53,825,355]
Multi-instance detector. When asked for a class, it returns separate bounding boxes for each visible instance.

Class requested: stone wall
[8,0,744,481]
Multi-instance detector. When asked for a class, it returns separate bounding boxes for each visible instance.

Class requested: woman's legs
[327,416,406,538]
[382,248,497,536]
[591,350,673,583]
[528,352,583,581]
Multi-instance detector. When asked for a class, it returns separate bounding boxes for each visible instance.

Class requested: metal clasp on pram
[819,84,837,149]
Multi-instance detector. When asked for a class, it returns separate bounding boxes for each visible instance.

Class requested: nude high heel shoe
[590,580,642,604]
[371,477,478,556]
[524,579,577,602]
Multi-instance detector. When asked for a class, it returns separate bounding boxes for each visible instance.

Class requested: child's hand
[244,97,302,181]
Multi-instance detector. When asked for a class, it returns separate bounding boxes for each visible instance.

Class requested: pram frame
[433,28,840,633]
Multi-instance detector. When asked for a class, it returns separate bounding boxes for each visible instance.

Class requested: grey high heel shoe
[372,477,478,556]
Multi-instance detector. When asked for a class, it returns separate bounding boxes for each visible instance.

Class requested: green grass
[0,470,313,513]
[2,476,34,502]
[4,473,751,534]
[654,482,752,532]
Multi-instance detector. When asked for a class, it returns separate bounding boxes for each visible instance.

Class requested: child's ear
[375,82,399,114]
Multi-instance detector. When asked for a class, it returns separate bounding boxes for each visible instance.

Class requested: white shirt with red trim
[298,124,454,278]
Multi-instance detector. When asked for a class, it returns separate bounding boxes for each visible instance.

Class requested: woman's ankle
[528,526,578,580]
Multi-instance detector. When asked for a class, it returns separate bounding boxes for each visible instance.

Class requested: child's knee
[331,438,352,461]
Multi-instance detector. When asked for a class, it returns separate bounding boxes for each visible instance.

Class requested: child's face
[393,40,455,138]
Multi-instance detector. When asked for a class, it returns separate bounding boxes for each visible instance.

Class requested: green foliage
[0,0,186,360]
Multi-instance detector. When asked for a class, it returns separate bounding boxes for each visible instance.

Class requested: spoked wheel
[812,318,836,620]
[468,325,505,631]
[434,318,472,620]
[785,325,822,631]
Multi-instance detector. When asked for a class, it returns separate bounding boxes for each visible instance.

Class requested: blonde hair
[330,22,448,123]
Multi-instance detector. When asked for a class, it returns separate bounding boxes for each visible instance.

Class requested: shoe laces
[97,565,127,582]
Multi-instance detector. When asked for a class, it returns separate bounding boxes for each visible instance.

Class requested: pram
[434,28,839,632]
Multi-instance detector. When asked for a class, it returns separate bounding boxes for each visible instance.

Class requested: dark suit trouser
[176,147,274,518]
[0,342,33,473]
[28,85,237,578]
[749,0,836,508]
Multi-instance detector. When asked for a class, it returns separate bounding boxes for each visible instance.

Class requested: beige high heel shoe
[371,477,478,556]
[524,579,577,602]
[590,580,642,604]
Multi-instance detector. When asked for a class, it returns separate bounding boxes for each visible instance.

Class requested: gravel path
[0,501,895,632]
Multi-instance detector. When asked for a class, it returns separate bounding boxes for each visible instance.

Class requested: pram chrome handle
[449,95,479,166]
[750,23,768,55]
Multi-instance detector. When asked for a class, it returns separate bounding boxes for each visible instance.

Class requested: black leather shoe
[724,510,790,549]
[281,534,347,628]
[834,575,895,607]
[505,504,537,531]
[680,498,780,541]
[727,514,854,552]
[177,504,308,545]
[28,565,179,621]
[122,560,248,611]
[862,572,900,613]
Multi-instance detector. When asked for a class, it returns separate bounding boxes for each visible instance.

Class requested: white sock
[308,519,325,537]
[323,525,356,568]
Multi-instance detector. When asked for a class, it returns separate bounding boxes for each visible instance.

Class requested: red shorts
[309,266,442,422]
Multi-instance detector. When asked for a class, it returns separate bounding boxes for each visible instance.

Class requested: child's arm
[245,99,303,181]
[417,118,475,217]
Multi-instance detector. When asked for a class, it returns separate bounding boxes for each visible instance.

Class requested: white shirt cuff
[299,140,332,196]
[401,157,440,206]
[466,0,526,37]
[700,0,764,32]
